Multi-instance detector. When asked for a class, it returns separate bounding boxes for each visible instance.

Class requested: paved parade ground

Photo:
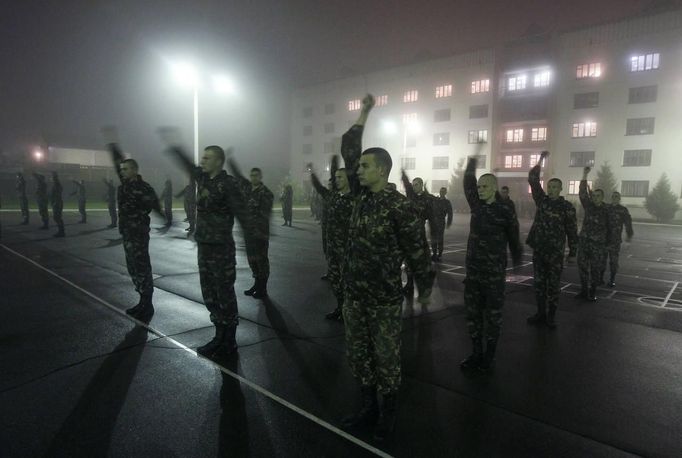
[1,209,681,457]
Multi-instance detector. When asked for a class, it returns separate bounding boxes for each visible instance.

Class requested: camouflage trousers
[245,235,270,280]
[281,203,292,223]
[577,238,606,289]
[321,222,328,257]
[464,274,506,343]
[198,243,239,326]
[164,200,172,225]
[343,299,402,394]
[184,201,196,231]
[533,253,564,314]
[37,199,49,226]
[52,203,64,232]
[605,243,621,275]
[327,251,345,304]
[19,196,29,222]
[122,232,154,296]
[78,199,86,222]
[108,202,117,226]
[429,223,445,257]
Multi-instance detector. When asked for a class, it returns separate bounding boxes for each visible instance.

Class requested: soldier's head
[611,191,621,205]
[439,187,447,198]
[547,178,563,199]
[500,185,510,200]
[250,167,263,186]
[359,148,392,192]
[335,168,349,192]
[201,145,225,176]
[386,182,397,191]
[477,173,498,203]
[120,159,139,180]
[16,172,23,179]
[593,188,604,206]
[51,171,59,181]
[412,177,424,193]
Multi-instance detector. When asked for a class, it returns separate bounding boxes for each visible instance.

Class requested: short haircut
[121,158,139,171]
[361,148,393,175]
[548,178,562,187]
[440,187,447,192]
[611,191,621,197]
[412,177,423,184]
[593,188,604,195]
[251,167,262,175]
[479,173,498,185]
[501,185,509,191]
[336,167,346,173]
[204,145,225,165]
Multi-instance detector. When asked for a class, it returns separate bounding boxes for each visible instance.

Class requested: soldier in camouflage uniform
[430,187,453,262]
[576,167,610,302]
[33,173,49,229]
[603,191,633,287]
[106,139,161,321]
[175,177,197,233]
[165,141,252,359]
[70,179,87,223]
[526,151,578,329]
[16,172,29,225]
[460,156,523,374]
[309,155,354,321]
[400,172,434,294]
[103,178,118,228]
[50,172,65,238]
[498,186,517,216]
[340,95,434,440]
[160,178,173,227]
[280,183,293,227]
[228,160,274,299]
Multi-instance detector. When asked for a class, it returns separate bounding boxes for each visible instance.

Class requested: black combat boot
[373,392,398,441]
[608,273,616,288]
[546,306,558,329]
[243,281,258,296]
[125,294,144,316]
[197,324,227,357]
[132,292,154,321]
[342,385,378,428]
[574,282,588,300]
[460,338,483,371]
[587,286,598,302]
[325,307,342,321]
[213,323,238,358]
[527,301,546,325]
[253,278,268,299]
[478,339,497,373]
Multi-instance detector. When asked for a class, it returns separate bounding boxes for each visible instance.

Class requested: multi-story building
[290,9,682,218]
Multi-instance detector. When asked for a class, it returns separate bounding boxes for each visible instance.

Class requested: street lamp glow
[382,120,398,135]
[33,150,44,161]
[171,62,199,87]
[212,75,236,95]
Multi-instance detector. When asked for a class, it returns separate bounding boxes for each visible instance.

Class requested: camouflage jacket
[33,174,47,200]
[311,172,353,259]
[431,196,453,229]
[175,180,197,205]
[464,158,523,276]
[341,124,434,305]
[607,204,634,245]
[228,159,274,238]
[579,180,610,244]
[526,165,578,259]
[50,180,63,206]
[401,172,435,225]
[498,197,516,217]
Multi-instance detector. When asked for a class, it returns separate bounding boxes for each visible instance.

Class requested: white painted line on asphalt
[661,282,679,308]
[607,290,617,299]
[561,283,573,291]
[0,243,394,458]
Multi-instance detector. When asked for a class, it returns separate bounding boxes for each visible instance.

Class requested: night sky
[0,0,662,174]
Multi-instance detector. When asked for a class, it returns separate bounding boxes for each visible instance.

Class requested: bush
[645,173,680,222]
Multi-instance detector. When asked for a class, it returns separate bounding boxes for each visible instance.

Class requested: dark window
[626,118,655,136]
[623,149,652,166]
[434,108,451,122]
[432,157,449,169]
[574,92,599,109]
[628,86,658,104]
[469,104,489,119]
[621,181,649,197]
[433,133,450,146]
[569,151,595,167]
[402,157,416,170]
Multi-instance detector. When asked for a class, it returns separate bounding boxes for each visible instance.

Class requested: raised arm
[529,151,548,204]
[309,165,330,199]
[329,155,339,191]
[165,145,201,178]
[401,170,417,200]
[579,166,592,209]
[226,154,249,190]
[106,143,126,183]
[341,94,374,196]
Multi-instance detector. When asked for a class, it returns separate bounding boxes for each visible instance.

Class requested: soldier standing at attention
[576,166,610,302]
[525,151,578,329]
[309,156,354,321]
[70,179,87,223]
[160,178,174,227]
[603,191,633,287]
[164,140,252,359]
[460,156,523,374]
[103,178,118,228]
[105,136,161,321]
[340,94,434,440]
[228,159,274,299]
[498,185,516,215]
[50,172,65,238]
[430,187,453,262]
[33,173,49,229]
[280,183,293,227]
[16,172,29,225]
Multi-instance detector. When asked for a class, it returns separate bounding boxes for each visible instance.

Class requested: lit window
[631,53,660,72]
[508,75,527,91]
[505,128,524,143]
[504,155,523,169]
[435,84,453,98]
[568,180,593,195]
[403,90,419,103]
[531,127,547,142]
[348,99,361,111]
[402,113,418,124]
[534,71,551,87]
[471,79,490,94]
[376,95,388,106]
[572,122,597,138]
[468,130,488,144]
[527,180,544,193]
[576,63,602,79]
[529,154,541,167]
